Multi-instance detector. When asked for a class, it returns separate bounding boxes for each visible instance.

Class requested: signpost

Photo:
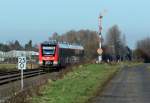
[18,56,26,90]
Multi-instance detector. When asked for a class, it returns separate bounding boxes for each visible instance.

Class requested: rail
[0,69,46,85]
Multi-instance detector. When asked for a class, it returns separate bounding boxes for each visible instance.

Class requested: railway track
[0,69,46,85]
[0,65,80,103]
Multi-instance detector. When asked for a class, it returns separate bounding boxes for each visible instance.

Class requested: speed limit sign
[18,56,26,70]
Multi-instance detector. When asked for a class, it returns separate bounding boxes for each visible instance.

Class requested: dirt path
[90,64,150,103]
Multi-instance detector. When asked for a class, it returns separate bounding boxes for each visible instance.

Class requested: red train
[39,41,84,68]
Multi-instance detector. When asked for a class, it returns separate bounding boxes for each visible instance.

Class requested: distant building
[5,50,39,58]
[0,51,5,62]
[0,50,39,63]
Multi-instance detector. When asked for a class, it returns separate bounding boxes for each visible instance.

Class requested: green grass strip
[0,64,17,71]
[32,64,120,103]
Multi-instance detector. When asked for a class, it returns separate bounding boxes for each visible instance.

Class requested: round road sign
[97,48,103,55]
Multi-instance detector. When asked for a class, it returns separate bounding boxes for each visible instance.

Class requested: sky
[0,0,150,48]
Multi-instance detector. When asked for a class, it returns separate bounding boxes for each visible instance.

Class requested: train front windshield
[42,45,56,55]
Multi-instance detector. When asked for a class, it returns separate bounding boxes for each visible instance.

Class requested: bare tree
[49,32,60,41]
[49,30,99,60]
[105,25,126,61]
[25,40,33,50]
[135,37,150,62]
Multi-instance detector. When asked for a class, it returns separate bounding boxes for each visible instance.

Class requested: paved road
[90,64,150,103]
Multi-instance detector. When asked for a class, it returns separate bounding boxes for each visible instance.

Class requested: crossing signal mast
[97,10,107,63]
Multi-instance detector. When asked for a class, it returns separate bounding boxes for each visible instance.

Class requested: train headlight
[53,61,58,65]
[39,61,43,64]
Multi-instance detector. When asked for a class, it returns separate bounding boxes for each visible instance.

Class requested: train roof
[58,43,84,50]
[42,41,84,50]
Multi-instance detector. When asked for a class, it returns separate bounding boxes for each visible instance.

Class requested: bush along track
[31,64,121,103]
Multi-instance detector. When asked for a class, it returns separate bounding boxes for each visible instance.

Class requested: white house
[5,50,39,58]
[0,51,5,62]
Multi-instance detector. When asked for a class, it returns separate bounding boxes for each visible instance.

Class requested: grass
[0,64,39,72]
[121,61,143,68]
[0,64,17,71]
[147,66,150,70]
[31,64,120,103]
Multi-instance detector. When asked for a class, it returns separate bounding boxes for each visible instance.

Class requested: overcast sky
[0,0,150,48]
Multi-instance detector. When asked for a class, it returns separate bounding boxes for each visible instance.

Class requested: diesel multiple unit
[39,41,84,68]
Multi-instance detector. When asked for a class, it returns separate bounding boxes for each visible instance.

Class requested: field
[0,64,17,71]
[0,63,39,72]
[31,63,120,103]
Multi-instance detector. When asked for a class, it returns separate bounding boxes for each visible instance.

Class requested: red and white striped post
[98,15,103,63]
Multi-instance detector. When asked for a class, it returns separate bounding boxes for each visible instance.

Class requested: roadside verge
[31,64,121,103]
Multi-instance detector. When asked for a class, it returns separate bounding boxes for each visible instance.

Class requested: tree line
[49,25,132,62]
[50,25,150,63]
[103,25,132,62]
[0,40,38,52]
[49,30,99,60]
[1,25,149,62]
[134,37,150,62]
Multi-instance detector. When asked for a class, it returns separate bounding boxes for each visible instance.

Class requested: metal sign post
[18,56,26,90]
